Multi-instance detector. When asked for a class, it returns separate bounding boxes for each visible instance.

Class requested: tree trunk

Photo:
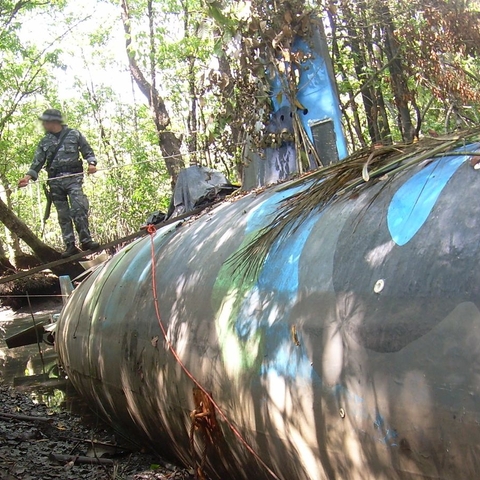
[183,0,199,165]
[0,198,59,262]
[341,0,381,144]
[378,2,414,143]
[0,198,82,277]
[0,176,22,258]
[85,78,121,166]
[0,237,15,275]
[327,8,367,148]
[187,57,198,165]
[365,25,392,144]
[121,0,184,186]
[217,50,242,146]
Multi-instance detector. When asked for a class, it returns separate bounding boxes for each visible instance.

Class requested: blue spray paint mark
[246,190,399,443]
[245,187,304,234]
[215,183,321,380]
[387,144,479,246]
[236,212,320,378]
[253,210,321,379]
[374,411,398,446]
[258,216,319,296]
[218,189,397,440]
[331,384,365,405]
[261,330,313,379]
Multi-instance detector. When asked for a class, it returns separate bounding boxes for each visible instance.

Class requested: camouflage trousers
[49,175,93,248]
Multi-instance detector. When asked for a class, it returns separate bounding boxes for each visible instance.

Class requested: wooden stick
[26,291,46,374]
[0,412,52,423]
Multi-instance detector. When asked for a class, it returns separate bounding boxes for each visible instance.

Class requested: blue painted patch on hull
[388,143,480,246]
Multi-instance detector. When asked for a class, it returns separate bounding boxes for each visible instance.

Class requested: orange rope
[146,224,280,480]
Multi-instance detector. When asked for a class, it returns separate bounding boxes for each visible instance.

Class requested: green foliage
[0,0,479,262]
[328,0,480,147]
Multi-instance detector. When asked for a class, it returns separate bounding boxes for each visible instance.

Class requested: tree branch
[120,0,169,128]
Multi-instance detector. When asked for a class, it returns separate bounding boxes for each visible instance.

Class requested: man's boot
[80,240,100,251]
[61,243,80,258]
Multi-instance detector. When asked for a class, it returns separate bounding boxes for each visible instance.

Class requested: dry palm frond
[229,126,480,281]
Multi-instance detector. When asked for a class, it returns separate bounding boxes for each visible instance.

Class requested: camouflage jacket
[27,127,97,180]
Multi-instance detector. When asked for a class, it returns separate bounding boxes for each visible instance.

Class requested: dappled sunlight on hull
[57,150,480,479]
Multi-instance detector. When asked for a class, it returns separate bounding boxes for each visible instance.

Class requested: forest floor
[0,301,194,480]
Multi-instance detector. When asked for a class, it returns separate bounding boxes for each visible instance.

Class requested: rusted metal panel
[57,145,480,479]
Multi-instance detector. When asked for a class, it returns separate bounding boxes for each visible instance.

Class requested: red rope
[146,225,280,480]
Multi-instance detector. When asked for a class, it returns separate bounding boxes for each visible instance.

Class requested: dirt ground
[0,301,194,480]
[0,383,194,480]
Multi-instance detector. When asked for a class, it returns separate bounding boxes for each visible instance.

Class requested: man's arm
[77,132,97,174]
[78,132,97,165]
[18,142,47,187]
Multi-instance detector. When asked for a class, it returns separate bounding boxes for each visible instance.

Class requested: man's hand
[18,175,32,188]
[87,164,97,175]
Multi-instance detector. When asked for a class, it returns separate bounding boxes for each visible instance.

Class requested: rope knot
[146,224,157,235]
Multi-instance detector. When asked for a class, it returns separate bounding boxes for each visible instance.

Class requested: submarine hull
[57,148,480,479]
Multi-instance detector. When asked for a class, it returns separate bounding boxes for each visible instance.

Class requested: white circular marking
[374,279,385,293]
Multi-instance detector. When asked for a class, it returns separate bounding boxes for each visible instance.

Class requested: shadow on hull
[57,142,480,479]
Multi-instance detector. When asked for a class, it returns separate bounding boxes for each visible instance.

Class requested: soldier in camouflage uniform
[18,109,100,258]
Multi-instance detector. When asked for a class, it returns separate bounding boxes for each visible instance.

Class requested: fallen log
[48,452,114,466]
[0,273,60,309]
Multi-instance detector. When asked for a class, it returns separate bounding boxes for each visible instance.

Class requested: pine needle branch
[228,126,480,282]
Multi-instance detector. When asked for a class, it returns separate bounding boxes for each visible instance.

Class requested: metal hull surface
[57,148,480,479]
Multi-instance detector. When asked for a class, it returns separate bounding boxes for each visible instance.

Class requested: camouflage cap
[38,109,64,123]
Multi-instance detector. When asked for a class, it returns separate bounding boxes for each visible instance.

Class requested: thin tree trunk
[199,104,213,169]
[375,87,392,144]
[121,0,184,186]
[341,103,358,148]
[217,51,242,149]
[85,79,121,166]
[378,2,414,142]
[0,237,15,275]
[187,57,198,165]
[341,0,381,144]
[327,8,367,148]
[183,0,198,165]
[365,24,392,144]
[0,175,22,257]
